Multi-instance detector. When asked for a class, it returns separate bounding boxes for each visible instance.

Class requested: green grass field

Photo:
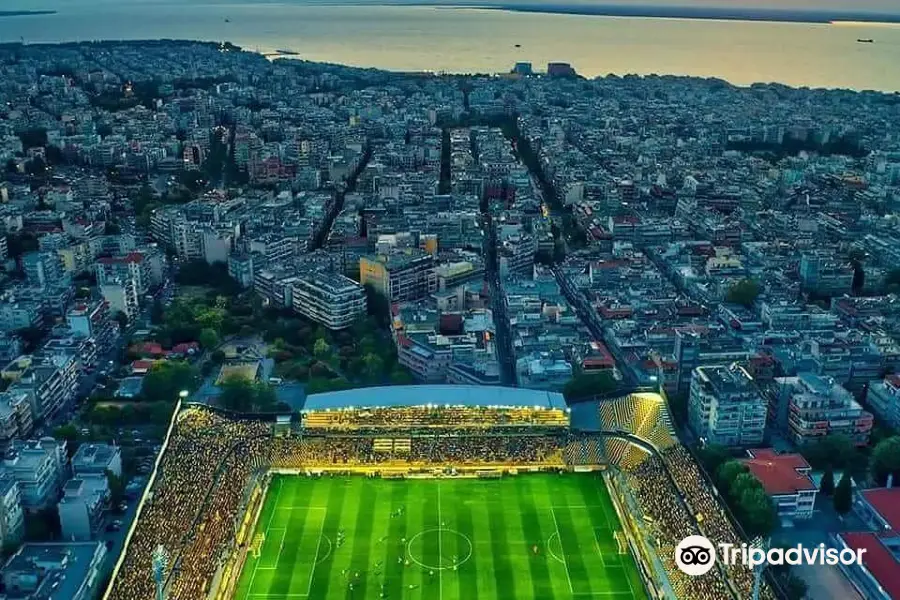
[233,473,646,600]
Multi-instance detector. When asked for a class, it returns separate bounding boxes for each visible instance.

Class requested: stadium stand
[104,386,773,600]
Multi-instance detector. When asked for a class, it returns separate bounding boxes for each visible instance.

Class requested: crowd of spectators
[303,405,568,429]
[106,409,268,600]
[661,445,775,600]
[625,456,735,600]
[268,433,566,467]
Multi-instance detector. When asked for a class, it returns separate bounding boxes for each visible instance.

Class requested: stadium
[102,385,776,600]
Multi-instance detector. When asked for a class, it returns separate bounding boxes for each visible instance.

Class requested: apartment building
[688,363,767,447]
[66,299,116,351]
[865,374,900,431]
[0,542,107,600]
[359,252,437,302]
[0,392,33,449]
[57,474,109,541]
[290,273,366,331]
[71,443,122,479]
[773,372,873,446]
[0,474,24,551]
[1,438,68,512]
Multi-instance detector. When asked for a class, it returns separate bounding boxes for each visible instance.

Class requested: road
[551,266,638,389]
[482,214,517,386]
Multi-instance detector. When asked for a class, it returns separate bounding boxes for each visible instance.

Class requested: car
[106,522,121,532]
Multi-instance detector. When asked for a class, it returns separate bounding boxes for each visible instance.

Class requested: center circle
[406,528,473,571]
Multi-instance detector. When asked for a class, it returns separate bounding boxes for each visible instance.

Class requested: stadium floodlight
[178,389,189,399]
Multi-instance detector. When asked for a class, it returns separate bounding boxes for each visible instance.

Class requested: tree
[726,278,760,307]
[871,436,900,486]
[141,361,198,402]
[716,460,749,489]
[389,368,414,385]
[697,443,732,475]
[820,465,835,496]
[199,328,220,350]
[106,470,126,508]
[737,486,777,538]
[218,376,255,412]
[562,371,617,403]
[833,472,853,515]
[112,311,129,330]
[363,353,384,381]
[802,434,861,472]
[313,338,330,358]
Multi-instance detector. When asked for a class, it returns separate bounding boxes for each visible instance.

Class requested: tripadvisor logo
[675,535,716,576]
[675,535,867,577]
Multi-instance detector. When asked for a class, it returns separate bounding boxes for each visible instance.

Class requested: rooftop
[861,488,900,533]
[840,532,900,600]
[743,449,816,496]
[302,384,567,412]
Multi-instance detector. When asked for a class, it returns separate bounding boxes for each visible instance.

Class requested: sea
[1,0,899,92]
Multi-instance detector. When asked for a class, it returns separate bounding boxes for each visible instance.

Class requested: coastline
[0,10,56,18]
[438,3,900,25]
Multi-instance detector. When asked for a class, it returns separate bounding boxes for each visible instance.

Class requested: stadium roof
[301,385,567,412]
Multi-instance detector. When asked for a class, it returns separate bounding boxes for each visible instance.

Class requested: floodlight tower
[152,544,169,600]
[751,537,769,600]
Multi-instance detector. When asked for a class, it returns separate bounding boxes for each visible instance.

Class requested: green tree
[218,375,255,412]
[697,443,732,475]
[562,371,616,403]
[802,434,861,472]
[871,436,900,487]
[737,486,778,538]
[106,470,126,508]
[389,368,414,385]
[833,472,853,515]
[313,338,330,358]
[363,353,384,381]
[254,383,278,411]
[716,460,749,489]
[141,361,198,402]
[726,278,761,307]
[199,328,220,350]
[820,465,835,496]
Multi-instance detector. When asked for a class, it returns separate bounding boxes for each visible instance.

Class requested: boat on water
[857,38,874,43]
[514,44,521,48]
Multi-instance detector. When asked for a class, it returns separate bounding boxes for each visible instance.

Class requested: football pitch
[233,473,646,600]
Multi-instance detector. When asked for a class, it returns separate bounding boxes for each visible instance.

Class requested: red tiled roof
[743,450,816,496]
[172,342,199,353]
[132,360,154,371]
[841,532,900,599]
[862,488,900,532]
